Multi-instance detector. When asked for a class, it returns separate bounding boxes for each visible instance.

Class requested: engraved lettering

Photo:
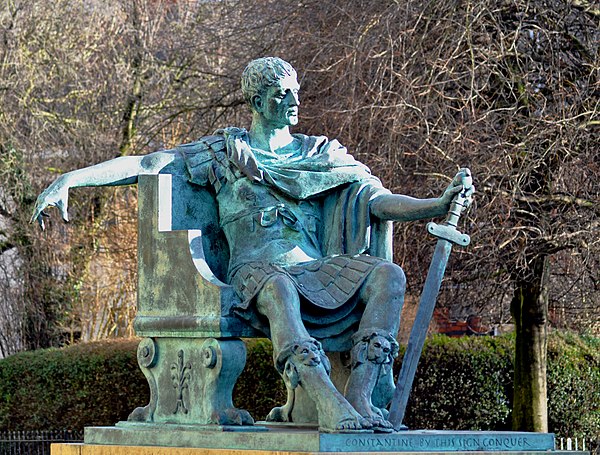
[342,434,537,451]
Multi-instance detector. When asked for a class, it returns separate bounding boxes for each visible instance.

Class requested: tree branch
[483,185,599,213]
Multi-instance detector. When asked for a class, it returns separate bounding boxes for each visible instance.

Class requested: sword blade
[388,238,453,430]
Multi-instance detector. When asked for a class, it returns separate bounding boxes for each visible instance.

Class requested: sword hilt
[446,168,472,228]
[427,168,472,246]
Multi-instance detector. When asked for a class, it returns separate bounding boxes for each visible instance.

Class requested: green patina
[32,57,473,435]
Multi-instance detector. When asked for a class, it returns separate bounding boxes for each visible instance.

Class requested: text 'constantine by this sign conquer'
[321,432,556,453]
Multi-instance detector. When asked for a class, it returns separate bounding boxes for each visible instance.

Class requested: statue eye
[374,342,381,348]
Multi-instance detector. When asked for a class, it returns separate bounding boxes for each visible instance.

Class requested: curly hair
[241,57,297,107]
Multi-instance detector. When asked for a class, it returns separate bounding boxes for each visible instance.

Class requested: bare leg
[345,262,405,430]
[257,274,369,432]
[357,262,406,335]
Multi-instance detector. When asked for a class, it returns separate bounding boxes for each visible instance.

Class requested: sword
[388,168,473,431]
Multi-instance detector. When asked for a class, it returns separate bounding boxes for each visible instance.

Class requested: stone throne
[127,173,355,428]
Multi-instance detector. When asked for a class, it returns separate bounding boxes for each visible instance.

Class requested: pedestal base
[52,444,589,455]
[72,424,568,454]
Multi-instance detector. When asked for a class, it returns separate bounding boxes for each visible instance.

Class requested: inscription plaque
[324,431,554,452]
[86,425,557,453]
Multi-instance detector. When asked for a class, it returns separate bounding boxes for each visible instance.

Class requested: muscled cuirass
[216,174,323,275]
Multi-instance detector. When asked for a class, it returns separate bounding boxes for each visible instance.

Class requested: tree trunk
[510,254,549,432]
[119,0,143,157]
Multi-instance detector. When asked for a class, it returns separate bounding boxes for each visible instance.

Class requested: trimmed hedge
[547,332,600,440]
[234,339,286,418]
[0,339,147,430]
[404,334,513,431]
[0,332,598,441]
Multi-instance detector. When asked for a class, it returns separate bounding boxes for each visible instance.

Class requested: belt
[220,203,301,230]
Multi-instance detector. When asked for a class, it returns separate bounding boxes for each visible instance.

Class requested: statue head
[241,57,298,110]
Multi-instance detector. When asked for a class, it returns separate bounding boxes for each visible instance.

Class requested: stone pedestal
[52,426,580,455]
[51,446,589,455]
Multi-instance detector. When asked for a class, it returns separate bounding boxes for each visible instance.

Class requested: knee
[257,274,299,314]
[370,262,406,295]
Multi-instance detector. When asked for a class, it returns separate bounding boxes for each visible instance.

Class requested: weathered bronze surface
[33,57,474,434]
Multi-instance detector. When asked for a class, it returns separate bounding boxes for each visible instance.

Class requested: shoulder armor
[200,134,227,153]
[177,135,225,163]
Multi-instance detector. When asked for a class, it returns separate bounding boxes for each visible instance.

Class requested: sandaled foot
[349,402,393,432]
[316,392,374,433]
[369,404,393,431]
[319,413,372,433]
[369,417,394,433]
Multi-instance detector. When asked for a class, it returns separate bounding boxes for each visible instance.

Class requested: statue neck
[248,118,295,153]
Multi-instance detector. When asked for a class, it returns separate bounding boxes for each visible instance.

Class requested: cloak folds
[179,128,394,348]
[182,127,393,261]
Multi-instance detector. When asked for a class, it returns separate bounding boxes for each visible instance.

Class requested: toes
[366,416,394,433]
[336,418,360,430]
[333,415,370,432]
[358,416,373,429]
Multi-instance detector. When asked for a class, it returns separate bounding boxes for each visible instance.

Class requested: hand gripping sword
[388,168,473,431]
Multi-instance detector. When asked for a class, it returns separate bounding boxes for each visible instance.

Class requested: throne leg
[129,337,254,426]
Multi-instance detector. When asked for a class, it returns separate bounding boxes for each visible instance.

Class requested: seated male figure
[32,57,472,433]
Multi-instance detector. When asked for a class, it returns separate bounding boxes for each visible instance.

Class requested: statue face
[257,74,300,128]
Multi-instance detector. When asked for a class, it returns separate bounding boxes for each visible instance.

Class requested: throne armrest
[134,174,258,338]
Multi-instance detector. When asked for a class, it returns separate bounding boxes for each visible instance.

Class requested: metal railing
[557,437,599,454]
[0,430,83,455]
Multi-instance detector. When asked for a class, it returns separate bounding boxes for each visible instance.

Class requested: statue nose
[288,92,300,106]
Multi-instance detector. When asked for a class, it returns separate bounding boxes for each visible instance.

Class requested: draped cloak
[178,127,393,343]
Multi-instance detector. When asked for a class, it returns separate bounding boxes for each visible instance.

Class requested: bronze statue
[32,57,473,433]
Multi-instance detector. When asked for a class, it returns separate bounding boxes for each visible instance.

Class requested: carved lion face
[292,340,322,367]
[367,335,392,364]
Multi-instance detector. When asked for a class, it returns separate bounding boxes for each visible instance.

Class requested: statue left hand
[439,168,475,213]
[30,175,70,230]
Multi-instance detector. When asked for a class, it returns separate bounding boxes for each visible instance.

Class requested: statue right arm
[31,150,178,230]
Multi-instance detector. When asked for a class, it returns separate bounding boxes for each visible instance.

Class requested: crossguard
[427,168,472,246]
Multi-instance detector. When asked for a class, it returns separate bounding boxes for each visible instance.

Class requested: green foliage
[547,332,600,439]
[0,332,598,438]
[0,339,147,430]
[233,339,286,420]
[403,334,514,431]
[403,331,600,440]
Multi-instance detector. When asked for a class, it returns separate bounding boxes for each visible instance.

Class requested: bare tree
[1,0,597,433]
[0,0,301,347]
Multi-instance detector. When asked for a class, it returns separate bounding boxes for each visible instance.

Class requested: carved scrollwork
[171,350,192,414]
[202,345,217,369]
[137,338,157,368]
